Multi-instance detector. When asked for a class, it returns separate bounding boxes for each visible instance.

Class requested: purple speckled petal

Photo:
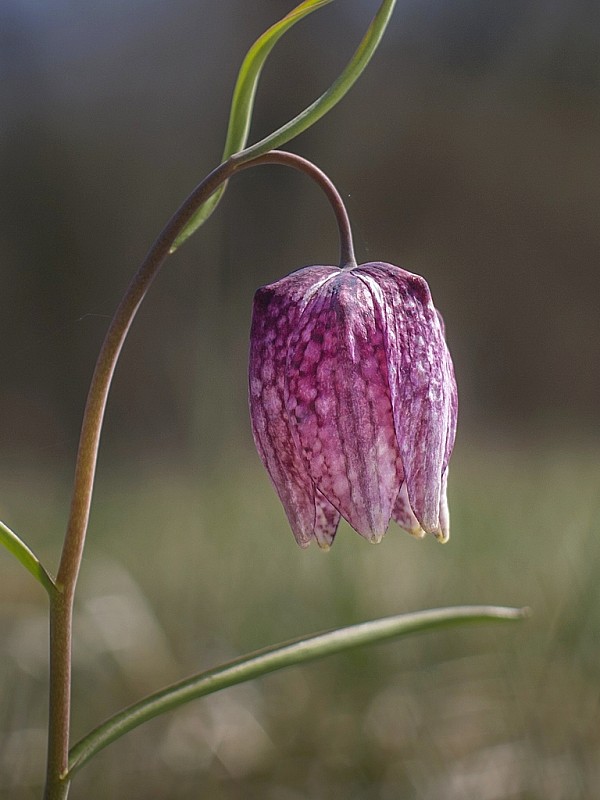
[438,467,450,543]
[435,309,458,475]
[358,263,456,537]
[285,272,402,542]
[314,490,341,550]
[249,265,338,546]
[392,482,425,538]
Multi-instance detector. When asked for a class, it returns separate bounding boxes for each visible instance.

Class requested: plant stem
[238,150,356,267]
[45,591,71,800]
[43,157,235,800]
[43,150,354,798]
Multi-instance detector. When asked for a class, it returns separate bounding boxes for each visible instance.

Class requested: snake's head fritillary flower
[249,262,457,549]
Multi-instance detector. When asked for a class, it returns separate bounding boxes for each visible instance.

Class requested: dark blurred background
[2,0,599,461]
[1,2,599,798]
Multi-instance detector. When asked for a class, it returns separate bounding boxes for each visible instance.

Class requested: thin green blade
[0,519,55,595]
[68,605,526,775]
[172,0,333,252]
[235,0,397,161]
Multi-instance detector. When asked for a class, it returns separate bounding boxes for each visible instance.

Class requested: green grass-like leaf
[0,518,55,595]
[173,0,398,252]
[172,0,333,251]
[235,0,397,161]
[68,605,525,776]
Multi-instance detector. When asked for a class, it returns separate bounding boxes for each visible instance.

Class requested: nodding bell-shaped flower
[249,261,457,549]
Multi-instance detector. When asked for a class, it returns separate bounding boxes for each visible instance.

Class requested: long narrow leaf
[172,0,333,251]
[68,605,525,775]
[234,0,397,161]
[0,519,56,595]
[223,0,333,162]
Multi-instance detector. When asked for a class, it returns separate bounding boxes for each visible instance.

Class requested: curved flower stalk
[249,262,457,548]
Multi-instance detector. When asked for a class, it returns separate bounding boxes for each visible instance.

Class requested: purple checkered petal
[249,265,338,546]
[285,272,402,542]
[392,482,425,538]
[435,310,458,475]
[438,467,450,543]
[314,490,342,550]
[357,263,457,538]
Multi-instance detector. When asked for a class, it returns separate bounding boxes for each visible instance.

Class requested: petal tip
[296,538,312,550]
[434,527,450,544]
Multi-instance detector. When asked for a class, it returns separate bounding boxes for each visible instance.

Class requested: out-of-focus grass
[0,439,599,799]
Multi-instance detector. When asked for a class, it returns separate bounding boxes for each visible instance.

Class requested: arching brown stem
[44,150,355,799]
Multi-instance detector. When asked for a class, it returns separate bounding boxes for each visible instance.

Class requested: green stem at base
[45,591,71,800]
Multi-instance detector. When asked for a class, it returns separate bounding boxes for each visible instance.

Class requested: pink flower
[249,262,457,549]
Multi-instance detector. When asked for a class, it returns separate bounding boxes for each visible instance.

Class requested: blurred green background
[1,1,599,798]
